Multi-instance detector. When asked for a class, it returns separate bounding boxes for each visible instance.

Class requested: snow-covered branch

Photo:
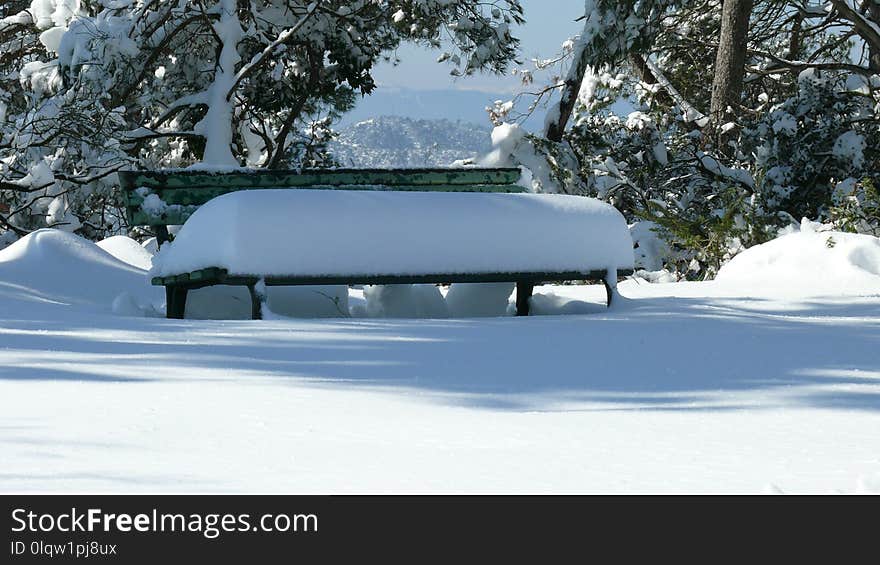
[830,0,880,52]
[644,58,709,126]
[149,93,209,129]
[225,2,318,101]
[746,48,876,77]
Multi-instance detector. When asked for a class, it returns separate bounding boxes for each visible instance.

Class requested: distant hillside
[339,87,507,128]
[329,116,492,168]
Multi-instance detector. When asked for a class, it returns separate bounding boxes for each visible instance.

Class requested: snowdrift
[0,229,159,308]
[151,189,634,278]
[96,235,155,270]
[716,230,880,296]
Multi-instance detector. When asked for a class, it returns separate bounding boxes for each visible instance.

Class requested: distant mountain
[329,116,493,168]
[339,87,508,128]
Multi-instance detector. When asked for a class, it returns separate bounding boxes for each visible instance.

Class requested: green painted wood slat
[125,182,526,208]
[118,167,521,191]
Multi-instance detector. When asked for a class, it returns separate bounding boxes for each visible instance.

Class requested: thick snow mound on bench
[152,190,634,278]
[0,229,159,307]
[716,230,880,296]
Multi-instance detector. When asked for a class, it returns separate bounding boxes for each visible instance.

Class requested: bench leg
[247,284,263,320]
[165,286,173,317]
[166,286,188,319]
[603,270,617,308]
[516,282,534,316]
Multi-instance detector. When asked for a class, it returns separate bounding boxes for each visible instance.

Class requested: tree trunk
[709,0,753,134]
[196,0,242,167]
[869,1,880,73]
[544,38,590,143]
[787,13,802,59]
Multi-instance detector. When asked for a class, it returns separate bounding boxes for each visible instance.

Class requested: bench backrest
[119,167,524,227]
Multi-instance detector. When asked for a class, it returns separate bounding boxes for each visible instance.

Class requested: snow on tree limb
[225,2,319,102]
[193,0,243,167]
[829,0,880,53]
[644,58,709,126]
[544,33,588,142]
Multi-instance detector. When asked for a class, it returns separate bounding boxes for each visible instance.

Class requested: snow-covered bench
[119,169,634,319]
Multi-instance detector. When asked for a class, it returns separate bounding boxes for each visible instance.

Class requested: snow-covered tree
[490,0,880,278]
[0,0,524,243]
[1,0,127,241]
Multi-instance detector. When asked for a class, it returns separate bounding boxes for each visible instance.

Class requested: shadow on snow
[1,294,879,413]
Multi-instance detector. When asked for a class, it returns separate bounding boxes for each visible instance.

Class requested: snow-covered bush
[831,177,880,237]
[565,68,879,277]
[742,71,880,224]
[481,122,585,194]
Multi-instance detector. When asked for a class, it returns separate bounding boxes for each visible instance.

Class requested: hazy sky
[371,1,586,93]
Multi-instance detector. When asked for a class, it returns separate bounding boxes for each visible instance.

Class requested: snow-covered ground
[1,229,879,493]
